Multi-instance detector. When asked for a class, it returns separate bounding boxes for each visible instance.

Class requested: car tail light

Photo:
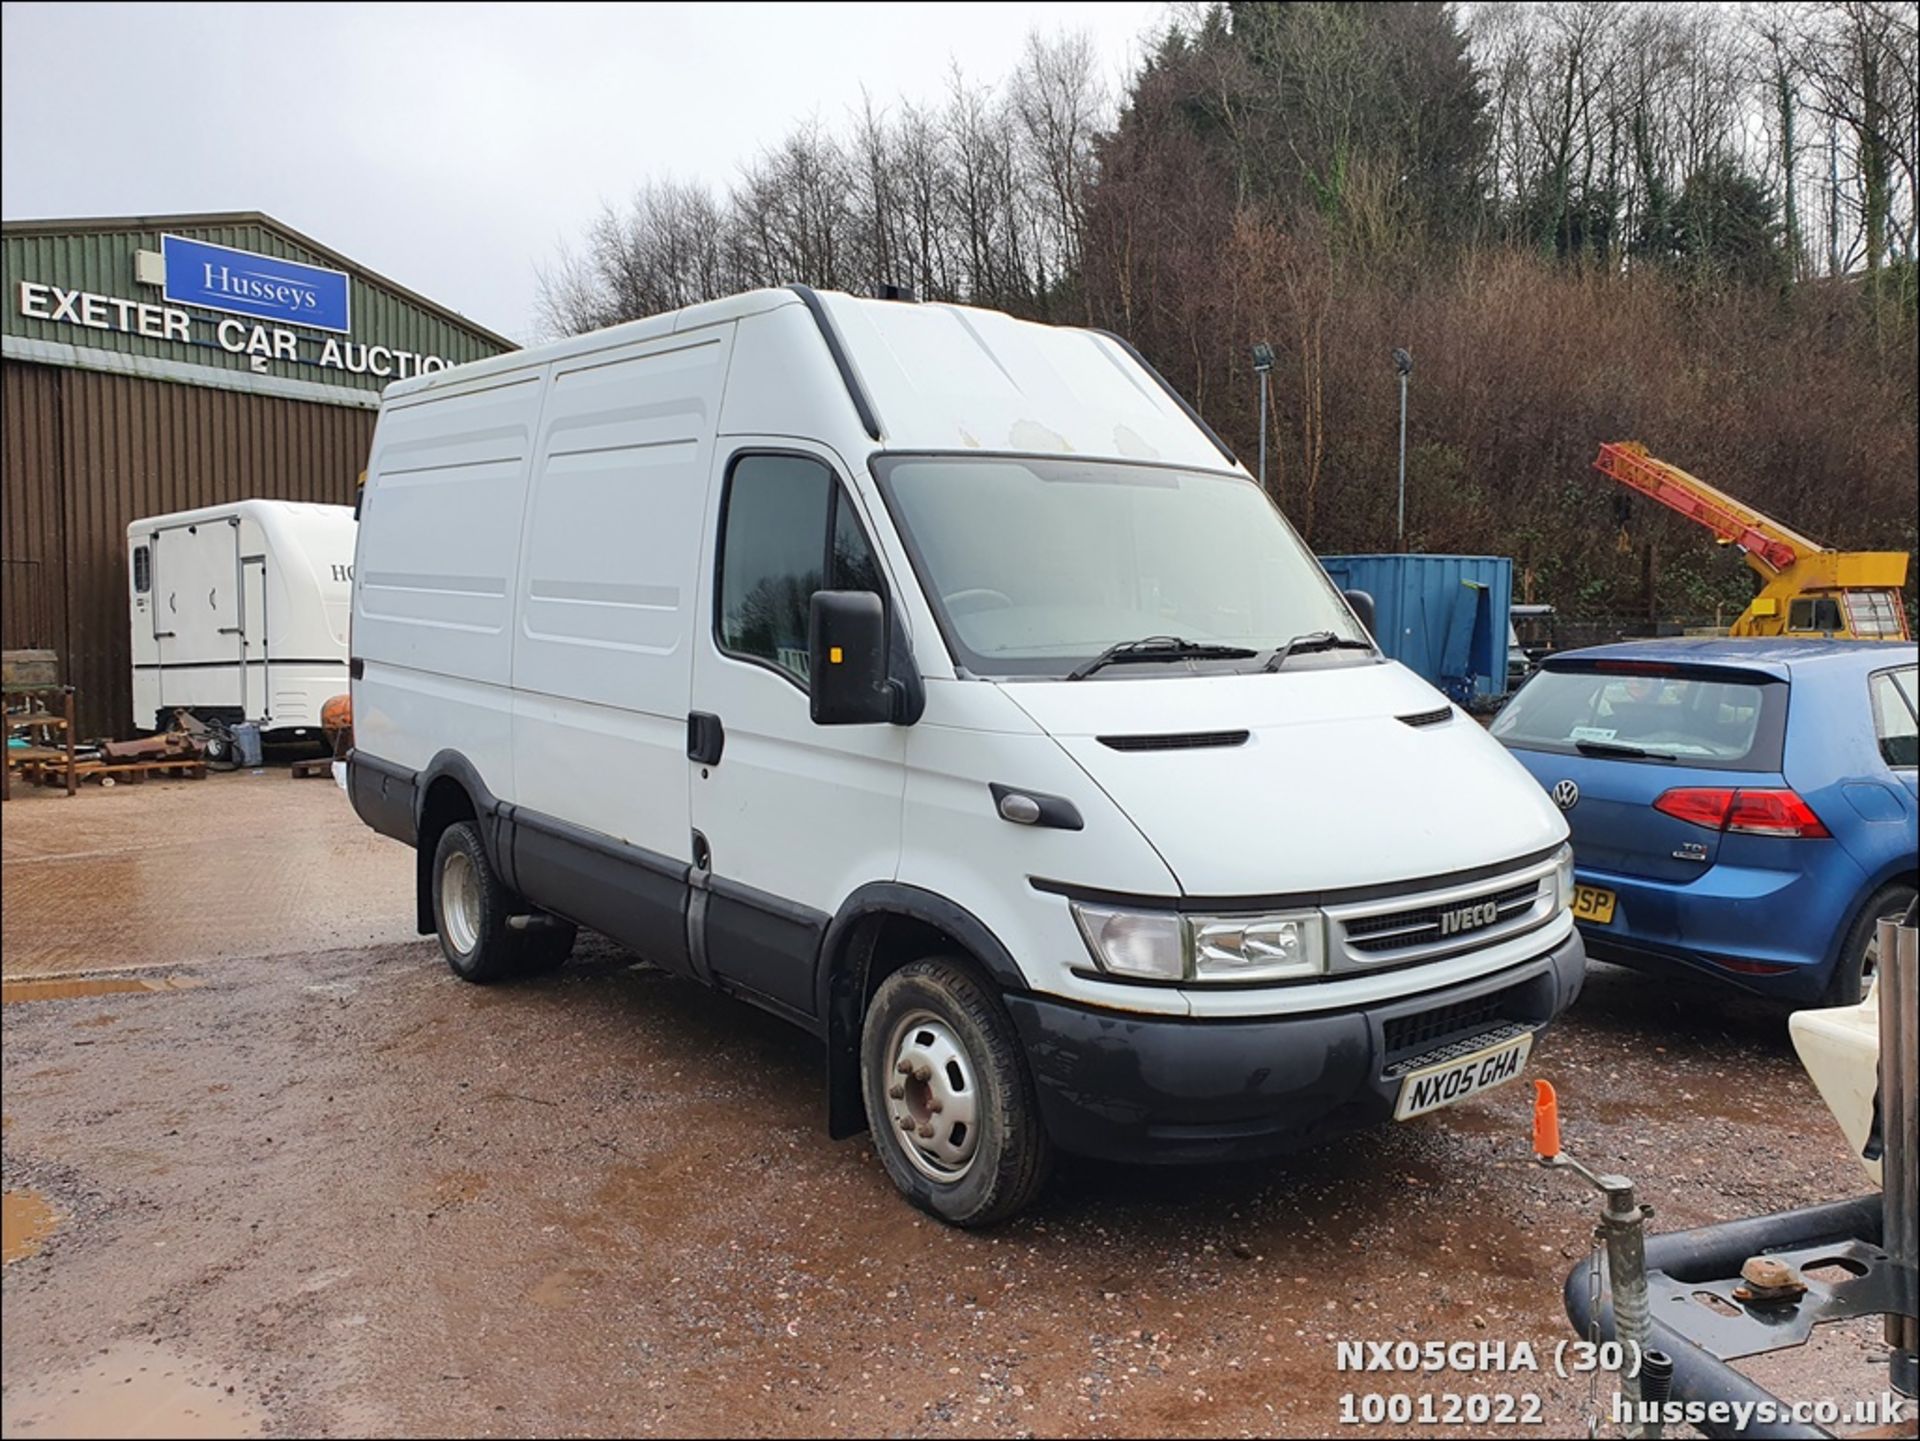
[1652,787,1735,829]
[1725,789,1830,838]
[1653,787,1830,838]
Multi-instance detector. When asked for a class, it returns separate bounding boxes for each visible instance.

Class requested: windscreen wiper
[1573,738,1677,762]
[1261,631,1375,672]
[1066,635,1256,681]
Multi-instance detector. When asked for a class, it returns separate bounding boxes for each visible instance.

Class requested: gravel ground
[2,778,1910,1437]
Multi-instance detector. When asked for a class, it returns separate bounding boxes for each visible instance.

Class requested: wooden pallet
[290,729,351,779]
[16,756,207,787]
[5,685,77,798]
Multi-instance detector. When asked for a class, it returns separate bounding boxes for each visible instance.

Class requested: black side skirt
[346,751,826,1023]
[507,806,696,980]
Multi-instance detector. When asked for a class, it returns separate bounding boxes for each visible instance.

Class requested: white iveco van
[348,286,1583,1225]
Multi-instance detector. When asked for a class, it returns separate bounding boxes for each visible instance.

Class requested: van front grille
[1322,853,1562,972]
[1345,882,1541,954]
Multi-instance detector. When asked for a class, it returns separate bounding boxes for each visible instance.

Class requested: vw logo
[1552,779,1580,811]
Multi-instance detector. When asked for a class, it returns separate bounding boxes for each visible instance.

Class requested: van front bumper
[1004,932,1586,1164]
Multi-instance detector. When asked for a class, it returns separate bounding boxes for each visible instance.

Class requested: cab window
[716,454,881,685]
[1788,596,1844,633]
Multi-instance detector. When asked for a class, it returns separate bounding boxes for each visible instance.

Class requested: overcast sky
[2,1,1168,341]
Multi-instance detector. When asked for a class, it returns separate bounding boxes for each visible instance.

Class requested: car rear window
[1870,667,1918,768]
[1491,665,1786,770]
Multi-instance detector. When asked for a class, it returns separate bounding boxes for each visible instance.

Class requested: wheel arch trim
[817,882,1031,1139]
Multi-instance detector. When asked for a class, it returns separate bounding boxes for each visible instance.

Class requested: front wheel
[1825,882,1917,1006]
[860,957,1051,1227]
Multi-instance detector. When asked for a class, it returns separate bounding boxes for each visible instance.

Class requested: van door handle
[687,712,725,766]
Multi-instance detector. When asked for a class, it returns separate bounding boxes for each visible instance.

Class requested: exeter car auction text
[16,281,453,378]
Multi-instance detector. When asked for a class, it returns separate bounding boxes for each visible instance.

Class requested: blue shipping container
[1318,553,1513,703]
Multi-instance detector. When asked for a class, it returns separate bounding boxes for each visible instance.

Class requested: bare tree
[1010,30,1106,315]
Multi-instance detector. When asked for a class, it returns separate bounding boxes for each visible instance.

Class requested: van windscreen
[872,455,1365,678]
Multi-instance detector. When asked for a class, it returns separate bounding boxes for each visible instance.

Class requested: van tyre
[1826,882,1918,1006]
[431,822,571,982]
[860,956,1051,1227]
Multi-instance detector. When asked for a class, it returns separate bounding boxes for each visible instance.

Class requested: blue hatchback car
[1491,638,1917,1004]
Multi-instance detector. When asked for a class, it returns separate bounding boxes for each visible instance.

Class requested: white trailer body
[128,500,354,737]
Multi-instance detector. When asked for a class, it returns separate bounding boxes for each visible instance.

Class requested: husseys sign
[14,234,456,383]
[161,235,352,333]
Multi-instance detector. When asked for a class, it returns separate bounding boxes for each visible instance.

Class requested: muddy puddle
[3,1189,59,1263]
[0,1341,264,1438]
[1,772,415,977]
[2,976,201,1004]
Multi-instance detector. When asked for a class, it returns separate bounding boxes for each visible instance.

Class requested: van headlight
[1553,843,1575,912]
[1069,905,1185,980]
[1189,912,1325,980]
[1071,903,1325,983]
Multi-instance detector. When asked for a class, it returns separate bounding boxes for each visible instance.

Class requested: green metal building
[2,212,514,736]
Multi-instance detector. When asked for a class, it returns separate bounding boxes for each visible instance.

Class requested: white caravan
[348,286,1584,1225]
[130,500,354,740]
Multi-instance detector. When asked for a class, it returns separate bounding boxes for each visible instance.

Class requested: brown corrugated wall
[2,364,68,670]
[1,362,374,736]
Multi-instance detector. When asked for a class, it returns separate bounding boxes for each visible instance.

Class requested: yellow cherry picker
[1593,442,1911,641]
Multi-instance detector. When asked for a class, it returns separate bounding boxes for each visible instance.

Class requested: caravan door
[152,516,242,716]
[242,555,268,722]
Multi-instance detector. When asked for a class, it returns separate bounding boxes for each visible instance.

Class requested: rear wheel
[1825,882,1917,1005]
[431,822,574,982]
[860,956,1050,1227]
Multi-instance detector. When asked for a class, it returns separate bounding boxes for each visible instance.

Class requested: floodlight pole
[1397,371,1408,549]
[1258,369,1270,490]
[1392,348,1413,551]
[1252,342,1275,491]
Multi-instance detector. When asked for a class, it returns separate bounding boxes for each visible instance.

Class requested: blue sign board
[161,234,351,333]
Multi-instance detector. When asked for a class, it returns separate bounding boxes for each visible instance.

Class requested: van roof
[382,288,1239,472]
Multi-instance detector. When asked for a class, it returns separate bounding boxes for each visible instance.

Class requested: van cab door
[688,447,906,1019]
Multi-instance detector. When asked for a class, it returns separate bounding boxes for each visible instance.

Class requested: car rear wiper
[1261,631,1375,672]
[1573,738,1677,762]
[1066,635,1256,681]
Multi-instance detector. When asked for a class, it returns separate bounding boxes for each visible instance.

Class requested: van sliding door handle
[687,712,725,766]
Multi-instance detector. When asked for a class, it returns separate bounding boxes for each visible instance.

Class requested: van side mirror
[808,591,892,725]
[1344,588,1376,639]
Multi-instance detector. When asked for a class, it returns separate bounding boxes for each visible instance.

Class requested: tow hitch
[1542,910,1917,1439]
[1532,1079,1669,1438]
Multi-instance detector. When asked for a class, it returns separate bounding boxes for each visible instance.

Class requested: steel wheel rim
[441,850,480,956]
[1859,899,1913,997]
[883,1010,982,1181]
